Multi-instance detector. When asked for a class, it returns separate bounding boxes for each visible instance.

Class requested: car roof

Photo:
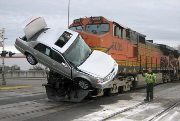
[36,28,79,53]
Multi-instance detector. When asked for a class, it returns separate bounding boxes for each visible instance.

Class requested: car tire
[78,79,91,90]
[26,54,38,65]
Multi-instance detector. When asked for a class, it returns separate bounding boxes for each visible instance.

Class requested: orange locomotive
[70,16,180,89]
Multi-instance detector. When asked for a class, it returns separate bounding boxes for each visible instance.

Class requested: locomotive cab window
[85,23,109,35]
[69,26,83,31]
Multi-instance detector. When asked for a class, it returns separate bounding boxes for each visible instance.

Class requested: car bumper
[95,78,115,89]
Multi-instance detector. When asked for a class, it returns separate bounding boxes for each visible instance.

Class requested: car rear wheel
[26,54,37,65]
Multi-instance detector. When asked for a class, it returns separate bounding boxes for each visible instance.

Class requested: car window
[34,43,51,56]
[55,31,73,48]
[45,48,50,55]
[51,50,64,63]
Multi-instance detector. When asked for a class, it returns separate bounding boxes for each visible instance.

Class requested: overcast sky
[0,0,180,53]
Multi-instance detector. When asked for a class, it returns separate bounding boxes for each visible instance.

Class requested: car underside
[43,70,99,102]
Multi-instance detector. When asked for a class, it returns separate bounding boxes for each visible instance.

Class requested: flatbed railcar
[69,16,180,91]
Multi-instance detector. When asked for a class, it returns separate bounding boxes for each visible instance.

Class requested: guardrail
[0,70,47,79]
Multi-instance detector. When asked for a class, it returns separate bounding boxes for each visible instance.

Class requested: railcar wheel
[26,54,38,65]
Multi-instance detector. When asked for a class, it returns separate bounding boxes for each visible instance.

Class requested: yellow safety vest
[145,73,156,84]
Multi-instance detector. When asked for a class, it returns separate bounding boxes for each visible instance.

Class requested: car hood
[78,50,115,78]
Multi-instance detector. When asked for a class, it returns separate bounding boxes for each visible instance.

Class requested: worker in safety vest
[144,68,156,102]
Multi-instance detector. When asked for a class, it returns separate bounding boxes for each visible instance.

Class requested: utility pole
[0,28,6,85]
[68,0,71,28]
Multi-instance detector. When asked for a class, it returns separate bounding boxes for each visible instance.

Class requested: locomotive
[44,16,179,102]
[69,16,180,90]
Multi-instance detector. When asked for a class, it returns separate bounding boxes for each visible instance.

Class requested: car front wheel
[78,79,91,90]
[26,54,37,65]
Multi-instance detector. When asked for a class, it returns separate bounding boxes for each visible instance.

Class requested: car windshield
[85,23,109,35]
[64,35,92,67]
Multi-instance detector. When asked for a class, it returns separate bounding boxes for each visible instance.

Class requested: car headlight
[97,78,105,83]
[97,62,118,84]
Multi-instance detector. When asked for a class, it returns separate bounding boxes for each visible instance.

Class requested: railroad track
[1,83,180,121]
[0,98,94,121]
[2,97,178,121]
[102,99,180,121]
[148,99,180,121]
[102,101,146,121]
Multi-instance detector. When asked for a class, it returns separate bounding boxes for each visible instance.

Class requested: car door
[50,49,71,78]
[33,43,53,68]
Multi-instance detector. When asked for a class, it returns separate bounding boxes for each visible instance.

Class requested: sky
[0,0,180,53]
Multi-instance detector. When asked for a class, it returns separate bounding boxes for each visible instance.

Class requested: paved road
[0,79,180,121]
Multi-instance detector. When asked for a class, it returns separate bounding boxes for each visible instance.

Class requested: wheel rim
[78,80,89,90]
[27,55,36,65]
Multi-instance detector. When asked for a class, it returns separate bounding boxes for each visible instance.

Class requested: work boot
[144,99,149,102]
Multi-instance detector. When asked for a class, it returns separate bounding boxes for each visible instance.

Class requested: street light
[68,0,71,28]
